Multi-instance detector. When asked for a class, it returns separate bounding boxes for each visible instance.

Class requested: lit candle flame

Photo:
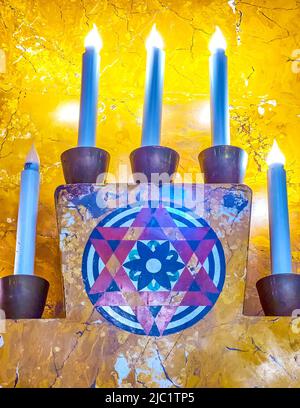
[209,26,227,53]
[267,140,285,166]
[85,24,102,51]
[146,24,164,50]
[25,144,40,165]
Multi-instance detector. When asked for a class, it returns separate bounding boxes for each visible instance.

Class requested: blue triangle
[89,292,102,304]
[189,281,201,292]
[147,217,160,227]
[107,280,119,292]
[149,322,160,336]
[108,240,120,251]
[187,240,199,251]
[149,306,162,318]
[90,229,104,240]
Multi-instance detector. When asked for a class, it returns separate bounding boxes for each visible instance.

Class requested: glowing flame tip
[25,144,40,165]
[146,24,164,50]
[267,140,285,166]
[209,26,227,53]
[85,24,102,51]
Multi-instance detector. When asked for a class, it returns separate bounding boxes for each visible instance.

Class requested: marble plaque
[55,183,251,336]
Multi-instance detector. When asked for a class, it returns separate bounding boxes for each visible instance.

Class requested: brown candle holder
[61,146,110,184]
[256,273,300,316]
[198,145,248,184]
[0,275,49,319]
[130,145,180,183]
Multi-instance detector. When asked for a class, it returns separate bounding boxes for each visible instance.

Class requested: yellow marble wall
[1,0,300,316]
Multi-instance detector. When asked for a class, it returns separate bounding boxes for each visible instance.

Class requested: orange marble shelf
[1,314,299,388]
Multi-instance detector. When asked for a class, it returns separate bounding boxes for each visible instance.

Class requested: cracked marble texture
[55,183,251,323]
[1,0,300,387]
[2,317,300,388]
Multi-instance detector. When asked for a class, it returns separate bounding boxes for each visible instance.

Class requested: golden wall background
[1,0,300,317]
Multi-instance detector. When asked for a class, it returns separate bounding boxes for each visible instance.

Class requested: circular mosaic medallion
[82,205,226,336]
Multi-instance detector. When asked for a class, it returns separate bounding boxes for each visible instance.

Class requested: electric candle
[14,145,40,276]
[209,27,230,146]
[78,24,102,147]
[267,140,292,274]
[141,24,165,146]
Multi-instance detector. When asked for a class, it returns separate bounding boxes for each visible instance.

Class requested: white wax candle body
[210,49,230,146]
[268,163,292,274]
[141,25,165,146]
[14,159,40,276]
[141,47,165,146]
[78,47,100,147]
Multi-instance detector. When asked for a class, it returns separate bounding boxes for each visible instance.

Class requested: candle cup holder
[198,145,248,184]
[61,147,110,184]
[0,275,49,319]
[256,273,300,316]
[130,145,180,183]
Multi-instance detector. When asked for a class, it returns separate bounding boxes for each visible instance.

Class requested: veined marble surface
[56,183,249,327]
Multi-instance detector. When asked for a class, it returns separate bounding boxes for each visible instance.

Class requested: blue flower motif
[123,241,185,291]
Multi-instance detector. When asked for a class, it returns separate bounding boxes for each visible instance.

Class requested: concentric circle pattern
[82,204,226,336]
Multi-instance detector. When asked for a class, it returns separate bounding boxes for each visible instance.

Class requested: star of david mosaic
[82,204,226,336]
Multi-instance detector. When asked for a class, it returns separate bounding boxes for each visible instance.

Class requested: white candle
[78,24,103,147]
[14,145,40,275]
[267,140,292,274]
[209,27,230,146]
[141,25,165,146]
